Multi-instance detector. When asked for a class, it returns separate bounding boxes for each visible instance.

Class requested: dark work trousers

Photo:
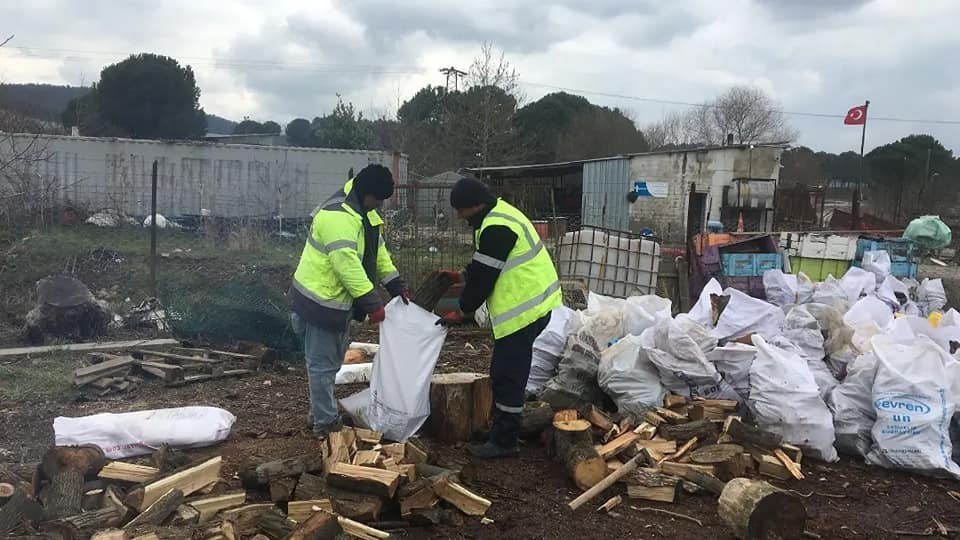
[489,313,551,448]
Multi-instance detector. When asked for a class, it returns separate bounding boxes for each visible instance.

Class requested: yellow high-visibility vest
[292,179,399,311]
[475,199,561,338]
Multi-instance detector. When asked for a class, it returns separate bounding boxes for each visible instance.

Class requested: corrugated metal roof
[2,131,408,157]
[465,142,789,175]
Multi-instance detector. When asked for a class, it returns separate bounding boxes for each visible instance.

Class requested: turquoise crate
[721,253,783,277]
[855,238,915,262]
[850,259,918,279]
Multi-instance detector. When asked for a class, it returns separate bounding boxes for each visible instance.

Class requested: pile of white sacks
[529,250,960,478]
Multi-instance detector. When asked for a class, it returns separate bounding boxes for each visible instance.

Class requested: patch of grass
[0,352,77,404]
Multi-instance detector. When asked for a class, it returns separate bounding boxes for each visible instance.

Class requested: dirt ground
[3,325,960,539]
[3,227,960,538]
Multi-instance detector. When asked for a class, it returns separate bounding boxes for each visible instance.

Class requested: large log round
[718,478,806,539]
[554,419,606,490]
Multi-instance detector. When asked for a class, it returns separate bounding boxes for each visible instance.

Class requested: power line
[3,46,425,75]
[523,82,960,126]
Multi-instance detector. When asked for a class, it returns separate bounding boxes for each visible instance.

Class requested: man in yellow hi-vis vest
[438,177,562,458]
[289,164,408,438]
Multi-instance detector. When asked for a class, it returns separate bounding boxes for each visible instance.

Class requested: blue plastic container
[721,253,783,277]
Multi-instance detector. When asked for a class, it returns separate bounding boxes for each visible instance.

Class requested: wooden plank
[0,338,179,358]
[430,478,491,516]
[780,444,803,465]
[660,437,699,464]
[165,369,252,387]
[689,405,726,422]
[773,449,805,481]
[597,495,622,513]
[643,411,667,427]
[286,500,334,522]
[220,504,274,537]
[663,395,688,408]
[659,461,716,477]
[98,462,160,483]
[124,488,184,529]
[125,456,222,511]
[187,491,246,523]
[583,405,614,431]
[636,440,678,454]
[655,407,689,425]
[74,357,135,386]
[352,427,383,445]
[381,443,405,461]
[691,398,739,411]
[172,347,257,360]
[402,440,428,465]
[134,349,222,365]
[327,463,400,498]
[337,514,390,540]
[758,454,792,481]
[632,422,657,440]
[596,431,640,460]
[135,361,184,382]
[352,450,382,467]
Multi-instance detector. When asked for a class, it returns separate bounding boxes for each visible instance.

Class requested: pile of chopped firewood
[73,347,263,397]
[0,427,491,539]
[524,394,810,538]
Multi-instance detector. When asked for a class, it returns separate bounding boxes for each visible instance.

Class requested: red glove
[436,310,465,327]
[368,306,386,324]
[439,270,463,284]
[399,290,411,305]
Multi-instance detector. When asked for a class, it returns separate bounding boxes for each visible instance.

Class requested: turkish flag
[844,105,867,125]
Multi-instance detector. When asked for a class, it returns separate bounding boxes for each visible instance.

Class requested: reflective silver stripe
[307,235,326,253]
[291,280,352,311]
[472,252,505,270]
[326,239,358,252]
[380,270,400,285]
[305,232,356,254]
[487,211,537,248]
[379,235,385,246]
[495,402,523,414]
[490,280,561,327]
[501,241,544,272]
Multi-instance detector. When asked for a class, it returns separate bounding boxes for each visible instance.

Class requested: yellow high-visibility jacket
[289,179,403,329]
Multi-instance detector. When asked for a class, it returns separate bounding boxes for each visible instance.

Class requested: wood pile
[72,347,265,397]
[528,394,809,539]
[0,429,490,539]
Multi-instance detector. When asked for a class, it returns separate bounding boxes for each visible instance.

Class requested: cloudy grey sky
[1,0,958,154]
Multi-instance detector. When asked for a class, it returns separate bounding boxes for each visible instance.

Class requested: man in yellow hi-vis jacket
[289,164,408,438]
[438,177,562,458]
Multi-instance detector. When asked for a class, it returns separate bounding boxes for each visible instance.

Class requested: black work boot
[466,440,519,459]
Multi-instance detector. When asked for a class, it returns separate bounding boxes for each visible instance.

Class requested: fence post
[150,160,158,298]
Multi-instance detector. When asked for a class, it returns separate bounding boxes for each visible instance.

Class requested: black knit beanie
[354,164,394,200]
[450,177,495,209]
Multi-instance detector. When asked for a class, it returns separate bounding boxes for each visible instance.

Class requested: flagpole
[853,100,870,229]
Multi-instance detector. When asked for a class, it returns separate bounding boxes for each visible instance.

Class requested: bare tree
[643,110,694,150]
[644,86,797,148]
[696,85,797,145]
[455,42,529,167]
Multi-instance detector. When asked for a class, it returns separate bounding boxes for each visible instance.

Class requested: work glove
[436,310,466,327]
[399,290,411,305]
[368,306,386,324]
[438,270,463,284]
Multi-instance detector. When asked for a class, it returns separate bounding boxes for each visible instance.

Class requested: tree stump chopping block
[553,419,606,490]
[718,478,806,539]
[428,373,493,442]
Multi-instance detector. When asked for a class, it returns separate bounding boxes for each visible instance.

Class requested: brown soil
[2,326,959,539]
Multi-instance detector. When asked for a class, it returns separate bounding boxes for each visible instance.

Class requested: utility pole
[439,66,467,92]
